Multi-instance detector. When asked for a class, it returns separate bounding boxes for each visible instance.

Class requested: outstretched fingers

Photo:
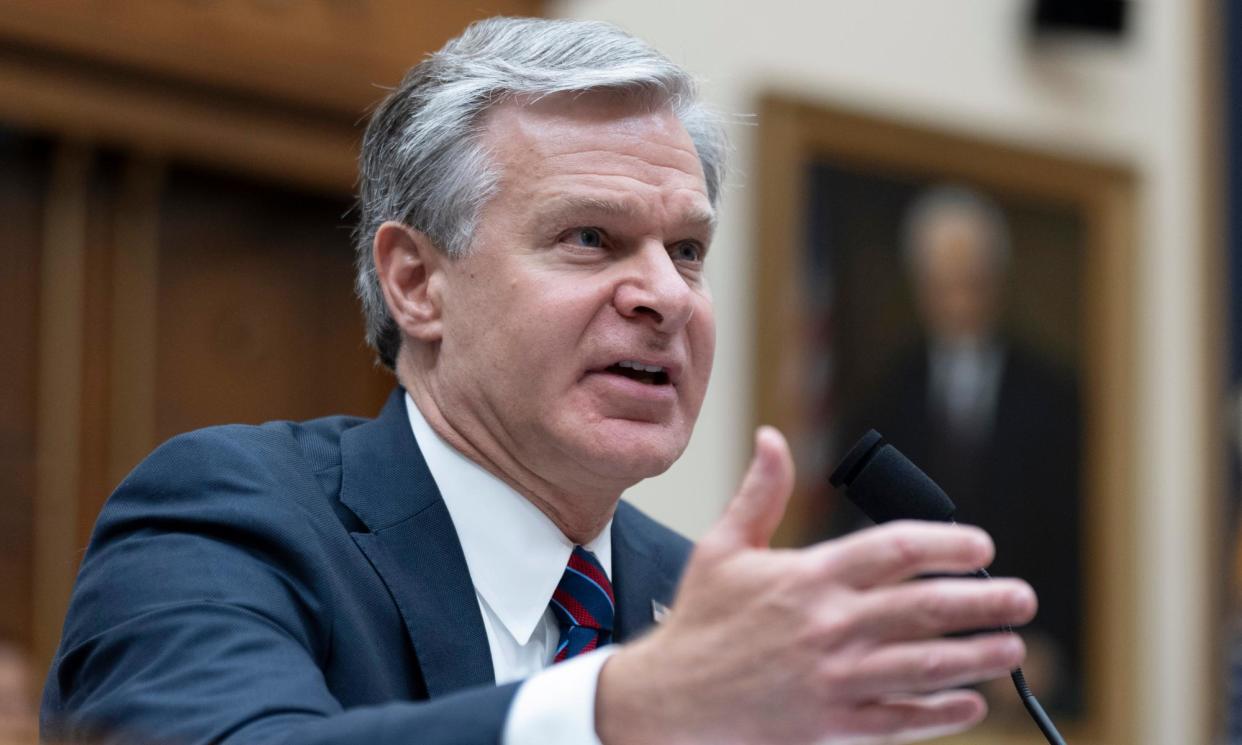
[811,521,995,588]
[846,576,1037,642]
[842,634,1026,700]
[836,690,988,745]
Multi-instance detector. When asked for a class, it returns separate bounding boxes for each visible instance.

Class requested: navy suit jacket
[42,389,692,744]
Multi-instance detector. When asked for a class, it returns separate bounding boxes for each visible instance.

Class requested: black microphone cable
[975,566,1066,745]
[829,430,1068,745]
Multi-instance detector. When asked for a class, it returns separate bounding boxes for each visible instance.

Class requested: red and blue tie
[550,546,615,663]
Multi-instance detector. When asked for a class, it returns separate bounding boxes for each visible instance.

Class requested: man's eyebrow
[538,196,717,232]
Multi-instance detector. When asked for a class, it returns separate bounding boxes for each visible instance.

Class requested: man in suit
[848,185,1082,714]
[43,18,1037,745]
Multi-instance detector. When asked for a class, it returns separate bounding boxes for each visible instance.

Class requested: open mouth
[604,360,671,386]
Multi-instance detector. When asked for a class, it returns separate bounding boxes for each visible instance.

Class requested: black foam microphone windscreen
[828,430,956,524]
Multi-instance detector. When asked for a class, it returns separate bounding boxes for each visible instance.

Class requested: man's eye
[565,227,605,248]
[671,241,704,263]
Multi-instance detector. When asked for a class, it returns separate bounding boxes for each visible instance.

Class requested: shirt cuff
[502,647,620,745]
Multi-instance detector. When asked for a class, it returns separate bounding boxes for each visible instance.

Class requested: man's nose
[613,241,695,332]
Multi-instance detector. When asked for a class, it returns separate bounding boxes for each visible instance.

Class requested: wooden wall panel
[0,1,547,195]
[0,133,47,651]
[153,168,392,444]
[72,157,118,586]
[32,143,91,669]
[0,0,544,115]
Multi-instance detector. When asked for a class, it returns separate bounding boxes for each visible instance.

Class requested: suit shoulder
[131,414,367,483]
[615,500,693,570]
[66,416,372,664]
[95,414,372,546]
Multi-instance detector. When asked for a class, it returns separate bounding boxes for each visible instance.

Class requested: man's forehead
[537,193,717,232]
[477,92,710,215]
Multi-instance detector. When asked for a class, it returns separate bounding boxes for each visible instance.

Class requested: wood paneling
[0,48,361,194]
[153,168,391,442]
[0,1,544,194]
[0,134,47,651]
[0,0,543,115]
[32,143,91,668]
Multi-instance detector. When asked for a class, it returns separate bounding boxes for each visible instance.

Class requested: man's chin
[575,418,688,482]
[598,449,680,482]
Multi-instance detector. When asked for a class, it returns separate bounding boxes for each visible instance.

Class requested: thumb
[711,426,795,550]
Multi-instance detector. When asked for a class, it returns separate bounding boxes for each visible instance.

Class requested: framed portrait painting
[755,95,1138,744]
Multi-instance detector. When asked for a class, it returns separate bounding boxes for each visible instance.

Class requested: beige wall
[550,1,1215,743]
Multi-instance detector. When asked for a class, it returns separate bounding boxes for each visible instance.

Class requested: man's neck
[396,357,622,545]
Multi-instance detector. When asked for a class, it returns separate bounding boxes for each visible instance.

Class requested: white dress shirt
[928,338,1005,441]
[405,394,617,744]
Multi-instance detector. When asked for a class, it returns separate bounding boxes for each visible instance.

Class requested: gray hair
[355,16,729,369]
[901,184,1012,277]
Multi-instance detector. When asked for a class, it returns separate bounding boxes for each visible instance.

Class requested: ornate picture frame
[755,95,1138,744]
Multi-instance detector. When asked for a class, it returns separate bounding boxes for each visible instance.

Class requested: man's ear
[373,221,447,342]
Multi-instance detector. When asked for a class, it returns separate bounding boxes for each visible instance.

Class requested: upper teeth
[618,360,665,373]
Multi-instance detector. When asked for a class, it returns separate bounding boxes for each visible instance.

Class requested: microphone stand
[975,566,1067,745]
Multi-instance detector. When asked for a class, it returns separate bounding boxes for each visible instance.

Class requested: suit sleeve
[41,428,520,745]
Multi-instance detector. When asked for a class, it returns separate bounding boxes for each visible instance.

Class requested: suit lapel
[610,502,684,642]
[340,389,495,696]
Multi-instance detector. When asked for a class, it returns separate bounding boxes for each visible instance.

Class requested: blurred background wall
[552,2,1218,745]
[0,0,1227,744]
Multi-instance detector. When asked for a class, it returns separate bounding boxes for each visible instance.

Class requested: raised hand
[596,427,1036,745]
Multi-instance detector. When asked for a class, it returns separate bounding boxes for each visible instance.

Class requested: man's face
[429,93,716,494]
[913,211,1002,343]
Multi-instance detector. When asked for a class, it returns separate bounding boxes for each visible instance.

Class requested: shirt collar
[404,393,612,645]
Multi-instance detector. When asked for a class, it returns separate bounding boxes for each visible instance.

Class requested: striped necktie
[550,546,615,663]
